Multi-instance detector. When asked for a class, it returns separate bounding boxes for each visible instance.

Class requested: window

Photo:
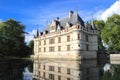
[67,68,70,74]
[49,66,54,71]
[49,38,55,44]
[78,34,80,40]
[86,35,88,42]
[39,48,41,52]
[39,41,41,45]
[38,64,41,68]
[86,44,89,51]
[67,78,70,80]
[43,72,45,77]
[67,45,70,51]
[58,67,61,73]
[58,46,61,51]
[43,65,45,70]
[87,68,90,74]
[67,35,70,42]
[58,76,61,80]
[39,71,41,76]
[44,47,46,52]
[58,37,61,43]
[44,40,46,45]
[49,74,54,80]
[51,26,55,30]
[49,47,54,52]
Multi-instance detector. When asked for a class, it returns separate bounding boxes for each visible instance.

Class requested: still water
[0,58,33,80]
[0,58,120,80]
[33,59,99,80]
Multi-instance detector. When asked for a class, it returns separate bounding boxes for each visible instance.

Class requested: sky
[0,0,120,43]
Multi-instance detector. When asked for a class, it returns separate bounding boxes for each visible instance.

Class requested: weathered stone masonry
[34,11,98,60]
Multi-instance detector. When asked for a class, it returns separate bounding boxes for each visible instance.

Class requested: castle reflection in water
[33,59,99,80]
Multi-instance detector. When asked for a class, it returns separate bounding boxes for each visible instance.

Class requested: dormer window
[57,24,61,32]
[66,22,70,29]
[43,30,48,35]
[50,20,56,31]
[51,26,55,30]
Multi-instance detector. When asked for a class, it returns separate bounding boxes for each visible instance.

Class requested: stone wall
[34,25,98,60]
[110,54,120,64]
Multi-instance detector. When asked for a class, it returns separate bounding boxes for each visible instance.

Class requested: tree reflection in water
[0,59,32,80]
[103,64,120,80]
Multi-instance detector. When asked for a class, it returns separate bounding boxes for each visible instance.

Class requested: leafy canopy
[102,14,120,51]
[0,19,31,57]
[94,20,105,53]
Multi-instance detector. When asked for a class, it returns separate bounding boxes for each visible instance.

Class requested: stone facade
[34,11,98,60]
[110,54,120,64]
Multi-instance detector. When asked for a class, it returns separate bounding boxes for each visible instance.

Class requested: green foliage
[112,65,120,80]
[103,71,112,80]
[94,20,105,53]
[94,14,120,52]
[28,40,34,49]
[0,19,31,57]
[94,20,105,31]
[28,40,34,54]
[102,14,120,51]
[103,65,120,80]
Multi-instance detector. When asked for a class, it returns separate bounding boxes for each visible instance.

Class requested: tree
[94,20,105,53]
[112,65,120,80]
[103,71,112,80]
[0,19,30,57]
[28,40,34,54]
[103,65,120,80]
[102,14,120,51]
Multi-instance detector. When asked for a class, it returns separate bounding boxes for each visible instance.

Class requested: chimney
[56,17,59,20]
[69,11,73,18]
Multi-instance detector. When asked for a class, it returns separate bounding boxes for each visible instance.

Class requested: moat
[0,58,120,80]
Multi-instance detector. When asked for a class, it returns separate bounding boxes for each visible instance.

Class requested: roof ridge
[43,11,85,32]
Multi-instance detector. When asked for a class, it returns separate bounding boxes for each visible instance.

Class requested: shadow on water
[0,58,33,80]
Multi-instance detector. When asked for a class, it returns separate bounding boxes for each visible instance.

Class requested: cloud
[94,0,120,21]
[0,19,3,23]
[103,63,111,72]
[101,0,120,21]
[93,10,105,20]
[24,0,120,43]
[25,29,37,43]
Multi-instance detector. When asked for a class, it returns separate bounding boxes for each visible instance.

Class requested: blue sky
[0,0,119,42]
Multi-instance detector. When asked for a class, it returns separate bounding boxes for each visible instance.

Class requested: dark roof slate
[44,13,84,32]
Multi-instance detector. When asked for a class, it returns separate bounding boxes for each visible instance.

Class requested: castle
[33,11,98,60]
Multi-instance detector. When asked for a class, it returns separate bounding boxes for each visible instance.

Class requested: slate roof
[44,12,84,32]
[34,11,97,37]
